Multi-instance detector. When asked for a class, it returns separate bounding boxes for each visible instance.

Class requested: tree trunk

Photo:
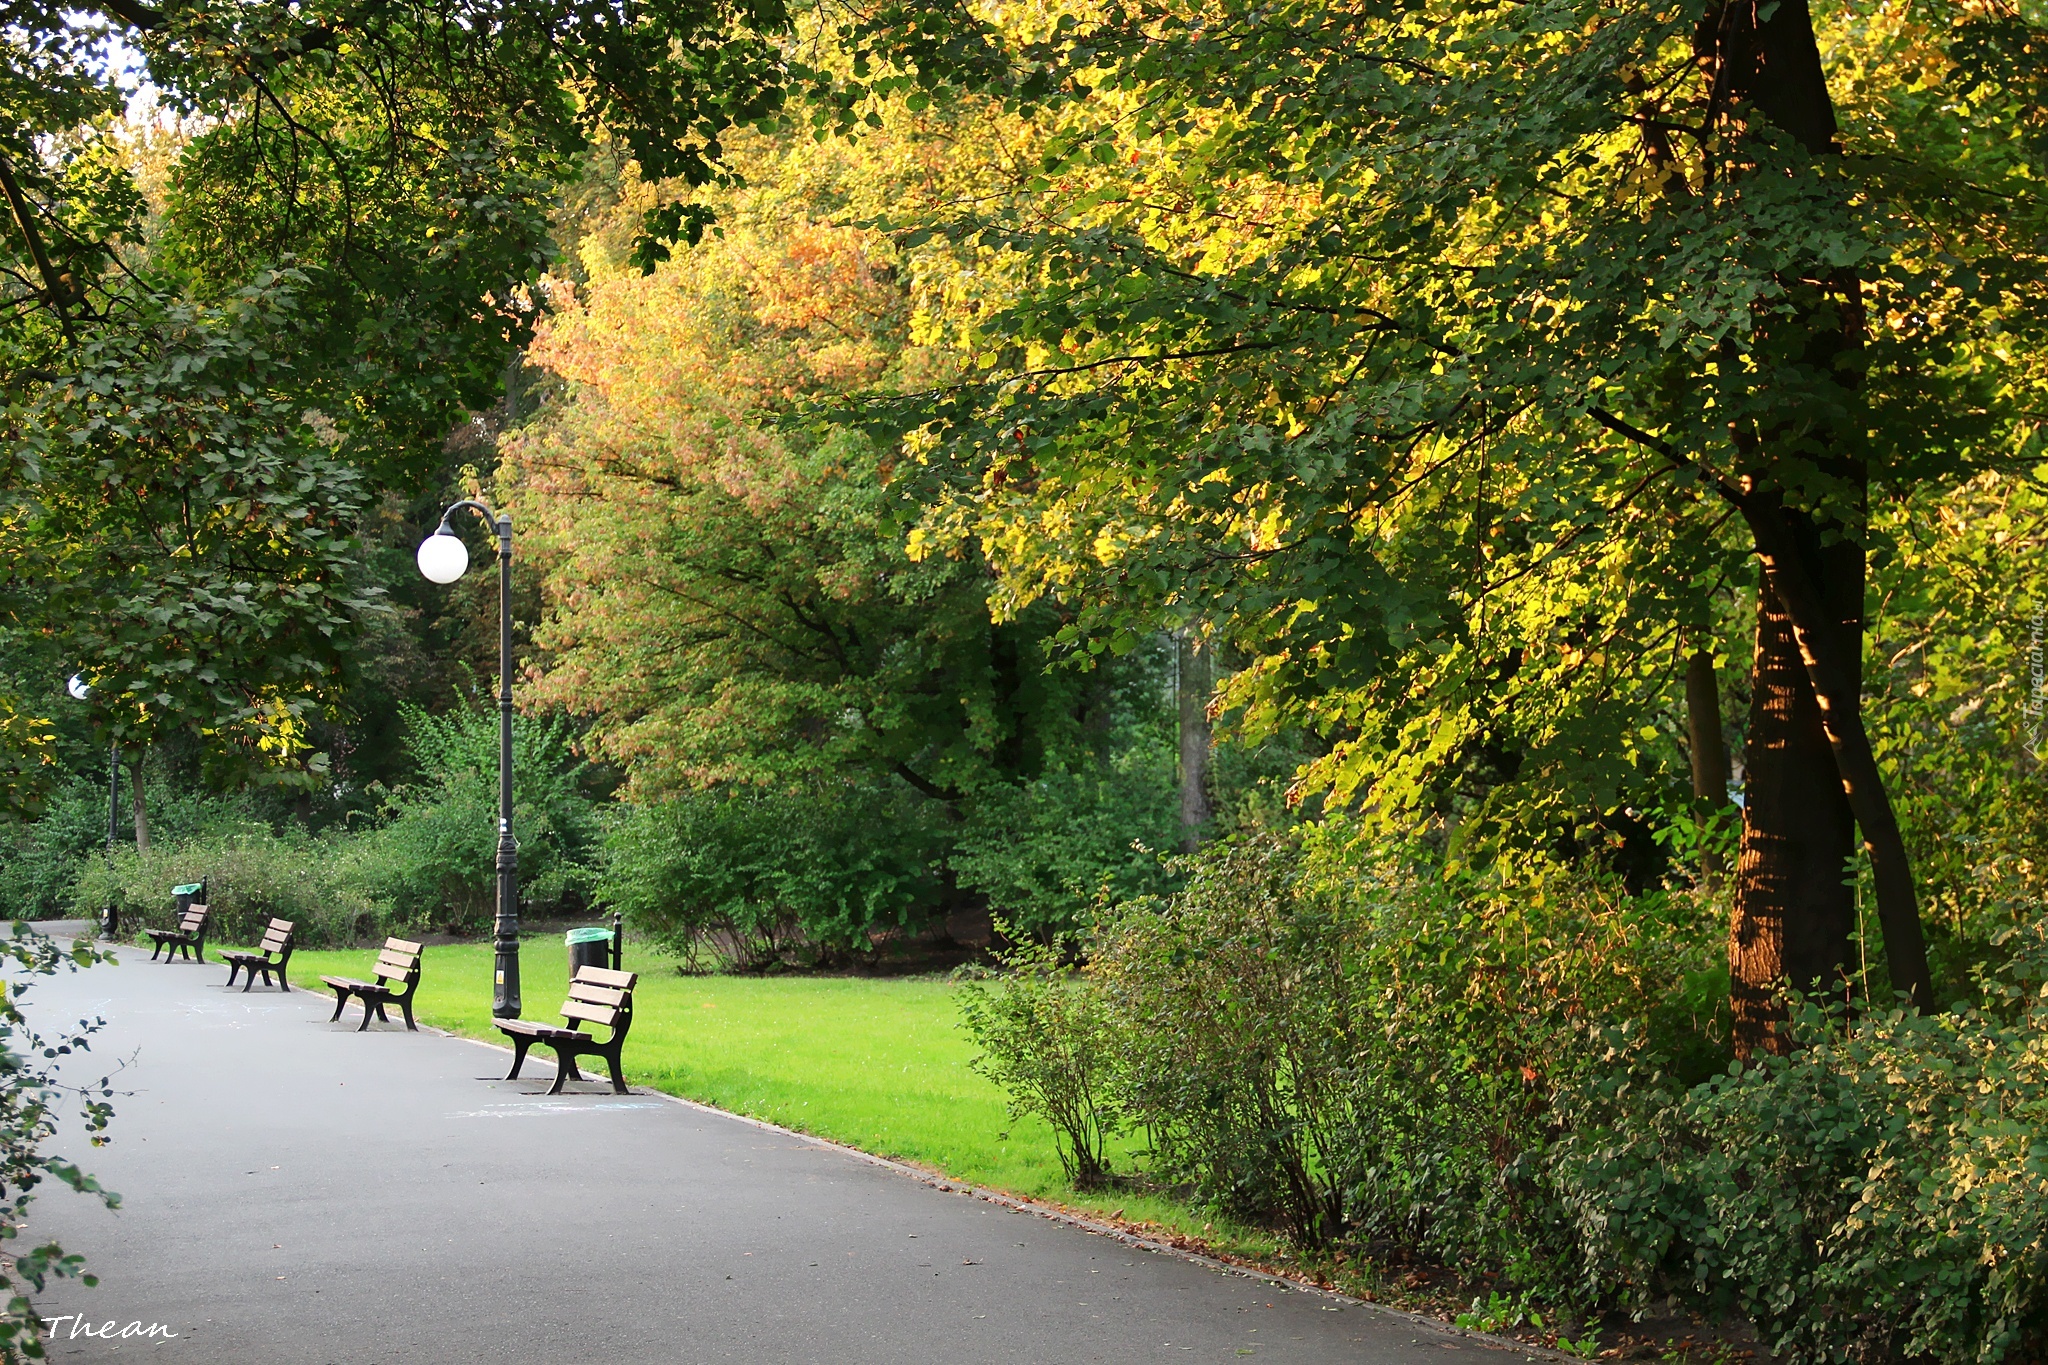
[1177,629,1212,853]
[1685,649,1732,807]
[1685,646,1733,883]
[1701,0,1932,1052]
[1746,502,1936,1017]
[130,749,149,855]
[1728,540,1858,1053]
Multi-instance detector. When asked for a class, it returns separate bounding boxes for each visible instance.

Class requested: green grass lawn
[285,938,1277,1259]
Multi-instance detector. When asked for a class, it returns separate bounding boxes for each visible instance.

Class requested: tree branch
[891,760,960,803]
[0,150,76,346]
[87,0,164,30]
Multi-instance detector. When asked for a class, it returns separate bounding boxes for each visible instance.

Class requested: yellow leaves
[1248,503,1288,553]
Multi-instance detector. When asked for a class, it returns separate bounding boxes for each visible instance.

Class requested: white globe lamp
[66,674,90,701]
[416,528,470,584]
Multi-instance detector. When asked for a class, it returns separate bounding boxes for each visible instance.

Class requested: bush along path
[958,833,2048,1365]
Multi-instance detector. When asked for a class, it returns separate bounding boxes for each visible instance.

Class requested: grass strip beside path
[286,940,1279,1261]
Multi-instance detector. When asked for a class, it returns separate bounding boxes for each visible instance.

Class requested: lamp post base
[491,905,521,1019]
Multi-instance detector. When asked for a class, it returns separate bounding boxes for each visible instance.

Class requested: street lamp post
[67,675,121,937]
[417,501,521,1019]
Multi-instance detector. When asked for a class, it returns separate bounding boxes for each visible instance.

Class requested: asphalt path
[18,934,1523,1364]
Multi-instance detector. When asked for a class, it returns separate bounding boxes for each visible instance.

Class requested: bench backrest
[560,965,636,1034]
[258,919,294,957]
[373,937,423,985]
[179,905,208,933]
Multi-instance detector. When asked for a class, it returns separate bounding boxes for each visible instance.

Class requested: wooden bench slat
[567,982,627,1007]
[383,937,422,953]
[558,1000,621,1027]
[374,953,419,974]
[573,965,636,989]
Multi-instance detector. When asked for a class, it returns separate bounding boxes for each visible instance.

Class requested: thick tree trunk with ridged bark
[1729,540,1859,1048]
[1704,0,1932,1054]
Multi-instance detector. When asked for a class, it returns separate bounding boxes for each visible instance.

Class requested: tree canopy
[815,0,2046,1044]
[0,0,793,804]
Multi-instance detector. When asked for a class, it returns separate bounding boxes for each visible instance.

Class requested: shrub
[958,934,1124,1188]
[0,772,270,922]
[951,750,1181,941]
[1555,920,2048,1364]
[352,704,601,931]
[0,781,115,923]
[1080,829,1728,1257]
[69,827,385,948]
[961,825,1727,1273]
[598,784,947,969]
[1090,835,1364,1244]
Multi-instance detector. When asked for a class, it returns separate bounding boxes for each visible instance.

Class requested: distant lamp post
[67,675,121,938]
[416,502,521,1019]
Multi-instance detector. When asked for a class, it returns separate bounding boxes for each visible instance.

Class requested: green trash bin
[567,926,613,975]
[172,880,206,912]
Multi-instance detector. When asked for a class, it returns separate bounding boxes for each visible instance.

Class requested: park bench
[144,906,209,963]
[320,938,423,1032]
[219,919,296,993]
[496,965,638,1095]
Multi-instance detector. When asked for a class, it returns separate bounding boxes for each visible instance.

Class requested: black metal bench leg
[224,961,240,988]
[240,965,257,992]
[506,1035,533,1080]
[544,1046,571,1096]
[400,1000,417,1031]
[329,991,349,1022]
[606,1051,628,1095]
[277,966,289,992]
[357,999,377,1032]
